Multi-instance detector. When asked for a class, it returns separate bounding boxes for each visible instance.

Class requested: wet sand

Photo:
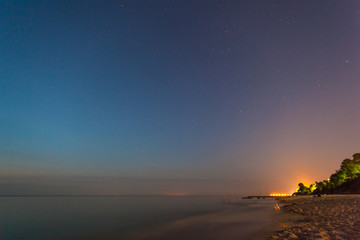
[272,195,360,240]
[124,199,281,240]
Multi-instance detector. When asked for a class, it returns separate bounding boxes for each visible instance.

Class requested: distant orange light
[270,193,292,197]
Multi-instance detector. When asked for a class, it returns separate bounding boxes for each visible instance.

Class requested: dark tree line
[296,153,360,195]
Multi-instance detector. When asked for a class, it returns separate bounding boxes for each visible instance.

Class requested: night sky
[1,0,360,195]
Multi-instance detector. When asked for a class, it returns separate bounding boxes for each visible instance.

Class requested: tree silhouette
[295,153,360,195]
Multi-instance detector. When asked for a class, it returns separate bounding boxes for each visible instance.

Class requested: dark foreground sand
[272,195,360,240]
[123,195,360,240]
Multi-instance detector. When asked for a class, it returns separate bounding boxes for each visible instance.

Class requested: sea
[0,196,279,240]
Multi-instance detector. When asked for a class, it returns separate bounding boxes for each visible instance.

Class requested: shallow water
[0,196,277,240]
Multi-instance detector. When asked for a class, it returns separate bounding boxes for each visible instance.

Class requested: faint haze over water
[0,196,223,239]
[1,0,360,195]
[0,196,277,240]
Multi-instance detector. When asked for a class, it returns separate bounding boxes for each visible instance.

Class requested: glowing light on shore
[270,193,292,197]
[274,203,280,211]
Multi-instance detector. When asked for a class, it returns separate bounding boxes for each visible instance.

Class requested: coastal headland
[272,195,360,239]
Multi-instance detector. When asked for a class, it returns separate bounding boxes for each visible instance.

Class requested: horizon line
[0,194,232,198]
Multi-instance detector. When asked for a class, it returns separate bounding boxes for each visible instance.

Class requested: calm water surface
[0,196,276,240]
[1,196,224,240]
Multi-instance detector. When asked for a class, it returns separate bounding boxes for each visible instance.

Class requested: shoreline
[123,198,281,240]
[125,195,360,240]
[271,195,360,239]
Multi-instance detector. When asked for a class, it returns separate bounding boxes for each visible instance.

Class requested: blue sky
[1,0,360,195]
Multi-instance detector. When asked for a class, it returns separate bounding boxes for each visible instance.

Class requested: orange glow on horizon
[270,193,292,197]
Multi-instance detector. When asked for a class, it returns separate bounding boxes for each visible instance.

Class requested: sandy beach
[272,195,360,240]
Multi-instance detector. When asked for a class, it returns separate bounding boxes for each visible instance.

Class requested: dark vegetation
[295,153,360,195]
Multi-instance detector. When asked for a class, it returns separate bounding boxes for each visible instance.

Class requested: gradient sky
[1,0,360,195]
